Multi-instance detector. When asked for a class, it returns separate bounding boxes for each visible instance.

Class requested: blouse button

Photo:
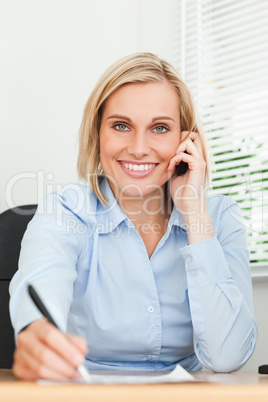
[189,270,197,277]
[148,306,154,313]
[150,324,156,331]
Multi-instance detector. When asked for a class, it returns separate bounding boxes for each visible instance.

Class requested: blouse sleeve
[9,186,91,336]
[180,196,258,372]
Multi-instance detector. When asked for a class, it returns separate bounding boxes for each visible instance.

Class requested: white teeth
[121,162,156,171]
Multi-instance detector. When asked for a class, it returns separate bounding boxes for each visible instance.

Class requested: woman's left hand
[168,131,207,217]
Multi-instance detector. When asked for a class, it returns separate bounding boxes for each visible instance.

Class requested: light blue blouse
[9,178,257,372]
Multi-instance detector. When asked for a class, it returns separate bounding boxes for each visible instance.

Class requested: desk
[0,370,268,402]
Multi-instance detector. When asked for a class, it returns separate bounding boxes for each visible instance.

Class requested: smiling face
[99,80,181,201]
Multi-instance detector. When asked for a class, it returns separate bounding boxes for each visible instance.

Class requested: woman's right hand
[13,318,88,381]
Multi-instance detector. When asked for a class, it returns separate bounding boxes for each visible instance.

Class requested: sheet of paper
[89,364,195,384]
[38,364,195,385]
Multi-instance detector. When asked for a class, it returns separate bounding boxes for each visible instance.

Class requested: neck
[111,184,173,228]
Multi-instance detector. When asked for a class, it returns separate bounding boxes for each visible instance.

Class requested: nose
[127,130,150,159]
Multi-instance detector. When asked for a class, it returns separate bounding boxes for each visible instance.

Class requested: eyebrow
[107,114,175,123]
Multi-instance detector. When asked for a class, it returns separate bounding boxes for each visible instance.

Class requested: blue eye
[114,124,129,131]
[153,125,168,133]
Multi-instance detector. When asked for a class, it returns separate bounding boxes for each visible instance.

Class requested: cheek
[159,140,179,162]
[100,134,113,160]
[100,131,123,155]
[100,133,123,172]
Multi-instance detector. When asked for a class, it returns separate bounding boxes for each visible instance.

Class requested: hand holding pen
[12,285,91,382]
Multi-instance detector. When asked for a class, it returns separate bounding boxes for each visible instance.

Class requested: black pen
[27,284,91,383]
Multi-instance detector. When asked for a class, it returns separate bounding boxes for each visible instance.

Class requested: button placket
[189,270,197,277]
[186,256,193,264]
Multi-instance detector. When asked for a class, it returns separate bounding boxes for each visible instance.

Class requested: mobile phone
[175,151,189,176]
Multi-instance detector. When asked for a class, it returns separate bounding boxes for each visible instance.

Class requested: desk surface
[0,370,268,402]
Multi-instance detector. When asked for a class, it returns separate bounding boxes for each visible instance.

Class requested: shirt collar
[168,204,186,231]
[95,178,128,234]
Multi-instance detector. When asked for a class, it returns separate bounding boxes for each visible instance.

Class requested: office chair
[0,204,37,368]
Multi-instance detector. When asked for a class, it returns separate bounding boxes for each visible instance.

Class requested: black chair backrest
[0,205,37,368]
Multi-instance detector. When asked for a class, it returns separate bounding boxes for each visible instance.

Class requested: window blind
[176,0,268,268]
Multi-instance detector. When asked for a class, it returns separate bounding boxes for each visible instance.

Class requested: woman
[9,52,257,380]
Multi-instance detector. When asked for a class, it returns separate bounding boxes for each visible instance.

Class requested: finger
[13,348,37,380]
[34,321,85,367]
[176,138,201,159]
[168,151,193,171]
[13,359,39,381]
[180,130,200,142]
[168,151,206,173]
[17,329,80,379]
[14,348,78,381]
[66,334,88,356]
[180,131,203,156]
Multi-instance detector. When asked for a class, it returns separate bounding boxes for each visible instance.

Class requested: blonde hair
[77,52,212,205]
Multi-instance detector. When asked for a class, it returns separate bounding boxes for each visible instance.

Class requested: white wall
[0,0,179,213]
[0,0,266,371]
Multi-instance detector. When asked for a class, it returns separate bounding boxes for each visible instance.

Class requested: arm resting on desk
[180,198,257,372]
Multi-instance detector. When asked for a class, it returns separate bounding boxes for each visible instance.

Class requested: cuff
[180,236,232,287]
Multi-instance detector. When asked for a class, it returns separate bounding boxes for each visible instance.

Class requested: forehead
[102,81,180,116]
